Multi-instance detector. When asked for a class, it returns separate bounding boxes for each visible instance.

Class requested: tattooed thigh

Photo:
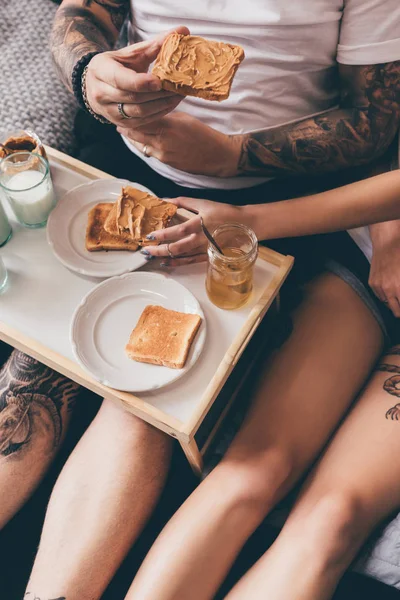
[376,345,400,420]
[0,350,80,459]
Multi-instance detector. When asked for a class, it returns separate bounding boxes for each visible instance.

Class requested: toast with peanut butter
[126,305,202,369]
[152,33,244,101]
[86,203,139,252]
[103,186,177,245]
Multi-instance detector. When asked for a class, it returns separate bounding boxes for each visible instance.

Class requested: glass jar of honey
[206,223,258,310]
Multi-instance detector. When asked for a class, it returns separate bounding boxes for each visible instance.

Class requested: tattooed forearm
[238,61,400,177]
[84,0,128,31]
[0,351,80,459]
[50,1,129,90]
[376,346,400,420]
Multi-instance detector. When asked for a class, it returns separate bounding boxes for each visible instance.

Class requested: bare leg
[25,398,172,600]
[226,345,400,600]
[126,273,384,600]
[0,350,80,528]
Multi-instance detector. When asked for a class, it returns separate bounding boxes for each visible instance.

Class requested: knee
[100,399,172,449]
[294,492,365,569]
[212,449,295,520]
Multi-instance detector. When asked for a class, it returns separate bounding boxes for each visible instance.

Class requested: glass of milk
[0,151,56,227]
[0,199,12,246]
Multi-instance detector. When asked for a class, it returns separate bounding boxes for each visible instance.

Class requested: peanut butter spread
[110,186,177,241]
[152,33,244,99]
[0,134,46,160]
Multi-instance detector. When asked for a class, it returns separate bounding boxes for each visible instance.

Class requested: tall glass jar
[206,223,258,310]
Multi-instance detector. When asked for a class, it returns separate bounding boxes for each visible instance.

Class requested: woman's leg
[225,345,400,600]
[25,398,172,600]
[0,350,80,528]
[125,273,384,600]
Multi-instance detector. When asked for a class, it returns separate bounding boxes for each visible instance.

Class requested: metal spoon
[199,216,224,255]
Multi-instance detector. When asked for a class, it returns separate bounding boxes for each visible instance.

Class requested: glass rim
[0,151,49,193]
[208,222,258,262]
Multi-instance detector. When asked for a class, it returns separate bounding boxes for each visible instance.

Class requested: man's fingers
[117,103,182,131]
[369,280,385,302]
[100,84,177,104]
[95,57,162,93]
[387,296,400,318]
[112,95,180,121]
[116,26,190,66]
[143,217,202,244]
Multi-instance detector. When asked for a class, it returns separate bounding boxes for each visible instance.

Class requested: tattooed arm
[237,62,400,177]
[50,0,129,91]
[51,1,187,126]
[0,350,80,528]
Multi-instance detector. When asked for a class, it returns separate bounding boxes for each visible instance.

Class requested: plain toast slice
[126,305,202,369]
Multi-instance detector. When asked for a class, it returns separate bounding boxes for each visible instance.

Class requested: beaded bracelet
[71,52,111,125]
[81,64,112,125]
[71,52,99,109]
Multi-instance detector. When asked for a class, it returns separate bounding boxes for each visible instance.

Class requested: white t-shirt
[126,0,400,260]
[127,0,400,191]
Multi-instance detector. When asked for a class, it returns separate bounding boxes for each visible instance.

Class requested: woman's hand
[85,27,189,127]
[141,197,248,266]
[118,112,242,177]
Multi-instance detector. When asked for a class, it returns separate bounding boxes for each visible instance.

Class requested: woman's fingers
[161,253,208,267]
[144,217,202,244]
[142,233,204,258]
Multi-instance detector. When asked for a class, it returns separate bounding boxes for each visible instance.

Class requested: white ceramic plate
[71,272,206,392]
[47,178,154,278]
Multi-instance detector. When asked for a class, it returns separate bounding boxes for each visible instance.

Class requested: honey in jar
[206,223,258,310]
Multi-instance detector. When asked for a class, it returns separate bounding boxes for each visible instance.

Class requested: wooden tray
[0,147,293,473]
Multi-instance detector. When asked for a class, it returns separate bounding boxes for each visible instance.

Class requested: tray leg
[179,437,203,477]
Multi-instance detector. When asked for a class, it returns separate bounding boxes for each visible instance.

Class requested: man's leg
[25,398,172,600]
[225,344,400,600]
[0,350,80,528]
[125,273,384,600]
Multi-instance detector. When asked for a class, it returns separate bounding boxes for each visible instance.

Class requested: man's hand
[86,28,188,127]
[369,221,400,317]
[140,197,247,266]
[118,112,242,176]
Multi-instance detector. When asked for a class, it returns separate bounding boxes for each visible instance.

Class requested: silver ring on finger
[117,102,133,120]
[167,243,174,258]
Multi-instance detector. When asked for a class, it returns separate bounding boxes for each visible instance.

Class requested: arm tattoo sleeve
[50,1,130,90]
[376,345,400,420]
[0,351,80,459]
[238,61,400,177]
